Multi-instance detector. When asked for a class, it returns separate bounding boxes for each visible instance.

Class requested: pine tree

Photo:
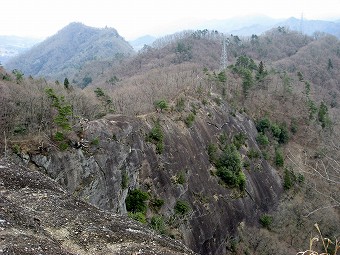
[64,78,70,89]
[318,102,331,128]
[258,61,264,75]
[327,58,333,71]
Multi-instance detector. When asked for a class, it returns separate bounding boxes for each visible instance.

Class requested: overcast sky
[1,0,340,40]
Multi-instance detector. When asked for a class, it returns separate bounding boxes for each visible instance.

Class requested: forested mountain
[4,22,134,86]
[1,26,339,255]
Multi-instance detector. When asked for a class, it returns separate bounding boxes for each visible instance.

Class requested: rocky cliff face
[0,158,196,254]
[21,99,283,254]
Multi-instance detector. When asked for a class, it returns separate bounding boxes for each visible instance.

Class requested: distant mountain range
[193,16,340,38]
[278,17,340,38]
[129,16,340,50]
[4,22,134,83]
[129,35,157,51]
[0,36,41,64]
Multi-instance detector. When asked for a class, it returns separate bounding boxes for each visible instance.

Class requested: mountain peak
[59,22,118,34]
[4,23,134,84]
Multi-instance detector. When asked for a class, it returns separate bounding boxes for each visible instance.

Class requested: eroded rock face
[26,103,283,254]
[0,158,196,255]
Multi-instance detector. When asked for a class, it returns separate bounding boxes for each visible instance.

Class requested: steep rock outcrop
[0,158,196,254]
[25,101,283,254]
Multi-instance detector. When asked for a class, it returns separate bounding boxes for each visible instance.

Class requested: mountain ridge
[206,16,340,37]
[3,17,340,84]
[4,22,134,84]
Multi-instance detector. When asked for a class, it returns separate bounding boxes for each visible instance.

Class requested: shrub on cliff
[147,121,164,154]
[125,189,149,214]
[174,200,191,215]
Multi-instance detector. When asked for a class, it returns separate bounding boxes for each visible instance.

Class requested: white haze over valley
[1,0,340,40]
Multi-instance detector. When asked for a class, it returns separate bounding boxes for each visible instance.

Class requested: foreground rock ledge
[0,158,196,255]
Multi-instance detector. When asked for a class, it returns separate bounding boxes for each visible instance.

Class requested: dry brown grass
[297,224,340,255]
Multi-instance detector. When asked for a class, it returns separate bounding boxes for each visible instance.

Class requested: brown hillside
[1,28,339,254]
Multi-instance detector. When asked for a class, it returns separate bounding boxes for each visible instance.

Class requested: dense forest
[1,26,339,255]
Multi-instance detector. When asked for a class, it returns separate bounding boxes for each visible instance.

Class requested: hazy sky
[1,0,339,40]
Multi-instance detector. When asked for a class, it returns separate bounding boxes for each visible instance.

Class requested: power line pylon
[220,35,228,71]
[300,12,304,34]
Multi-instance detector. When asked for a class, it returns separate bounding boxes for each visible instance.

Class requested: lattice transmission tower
[220,34,228,71]
[300,12,304,34]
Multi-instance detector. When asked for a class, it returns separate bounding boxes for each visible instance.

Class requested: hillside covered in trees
[4,22,134,87]
[1,26,339,255]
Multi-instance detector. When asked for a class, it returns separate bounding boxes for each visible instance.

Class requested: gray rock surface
[0,158,196,254]
[24,103,283,254]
